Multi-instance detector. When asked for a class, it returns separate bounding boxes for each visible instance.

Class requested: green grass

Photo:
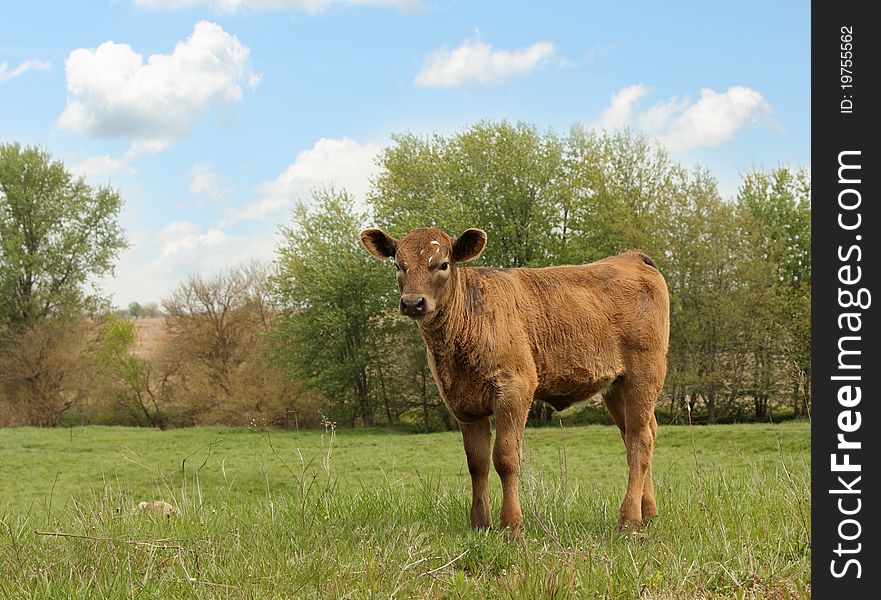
[0,421,810,598]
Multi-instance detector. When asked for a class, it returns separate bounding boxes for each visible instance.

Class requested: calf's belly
[534,374,618,411]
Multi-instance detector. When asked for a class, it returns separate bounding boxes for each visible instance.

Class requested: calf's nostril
[399,296,427,315]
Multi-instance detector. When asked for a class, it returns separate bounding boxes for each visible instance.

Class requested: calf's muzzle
[400,294,428,317]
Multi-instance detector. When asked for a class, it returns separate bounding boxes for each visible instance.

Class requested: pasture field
[0,421,810,598]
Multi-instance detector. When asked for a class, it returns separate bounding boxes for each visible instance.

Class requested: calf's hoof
[498,513,524,543]
[470,508,492,530]
[617,510,642,531]
[500,524,525,544]
[641,500,658,521]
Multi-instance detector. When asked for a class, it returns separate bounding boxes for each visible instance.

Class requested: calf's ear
[452,228,487,263]
[360,228,398,259]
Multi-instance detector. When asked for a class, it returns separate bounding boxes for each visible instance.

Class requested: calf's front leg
[460,417,492,529]
[493,407,528,532]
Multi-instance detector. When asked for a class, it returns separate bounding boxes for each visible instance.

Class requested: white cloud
[637,95,690,133]
[132,0,423,14]
[124,139,175,159]
[157,221,229,262]
[68,155,137,180]
[58,21,259,154]
[595,84,650,130]
[189,162,229,203]
[225,137,381,225]
[100,136,379,306]
[414,38,556,88]
[593,84,772,151]
[657,87,772,150]
[0,59,50,83]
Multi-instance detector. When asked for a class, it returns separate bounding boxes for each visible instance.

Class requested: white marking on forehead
[428,240,441,265]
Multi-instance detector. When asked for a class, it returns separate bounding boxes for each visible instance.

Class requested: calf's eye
[440,262,449,271]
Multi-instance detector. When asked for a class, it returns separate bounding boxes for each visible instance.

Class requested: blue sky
[1,0,810,307]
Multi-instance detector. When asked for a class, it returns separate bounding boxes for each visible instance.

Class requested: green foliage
[0,141,130,426]
[0,143,127,332]
[371,121,565,267]
[734,168,812,417]
[92,317,158,427]
[0,423,810,597]
[661,170,741,419]
[271,189,395,426]
[97,317,137,369]
[559,126,680,263]
[370,123,679,268]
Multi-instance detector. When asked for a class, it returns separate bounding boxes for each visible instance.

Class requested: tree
[370,121,565,268]
[128,302,142,319]
[661,170,745,423]
[736,167,811,417]
[561,126,678,263]
[158,262,308,427]
[0,320,94,426]
[271,189,394,427]
[142,302,162,318]
[163,263,268,398]
[0,143,128,334]
[369,320,452,432]
[92,316,162,427]
[0,143,127,426]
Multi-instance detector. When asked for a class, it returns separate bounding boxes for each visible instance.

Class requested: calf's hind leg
[604,376,661,529]
[639,413,659,520]
[460,417,492,529]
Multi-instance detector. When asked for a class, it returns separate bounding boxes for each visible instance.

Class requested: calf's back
[434,250,669,415]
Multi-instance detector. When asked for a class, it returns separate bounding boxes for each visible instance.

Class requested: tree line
[0,123,810,430]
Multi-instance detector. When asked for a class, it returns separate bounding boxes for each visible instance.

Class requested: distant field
[0,422,810,598]
[131,317,167,360]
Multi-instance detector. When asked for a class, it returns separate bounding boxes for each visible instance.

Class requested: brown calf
[361,226,669,531]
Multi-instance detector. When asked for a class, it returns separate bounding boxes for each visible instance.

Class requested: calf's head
[360,226,487,319]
